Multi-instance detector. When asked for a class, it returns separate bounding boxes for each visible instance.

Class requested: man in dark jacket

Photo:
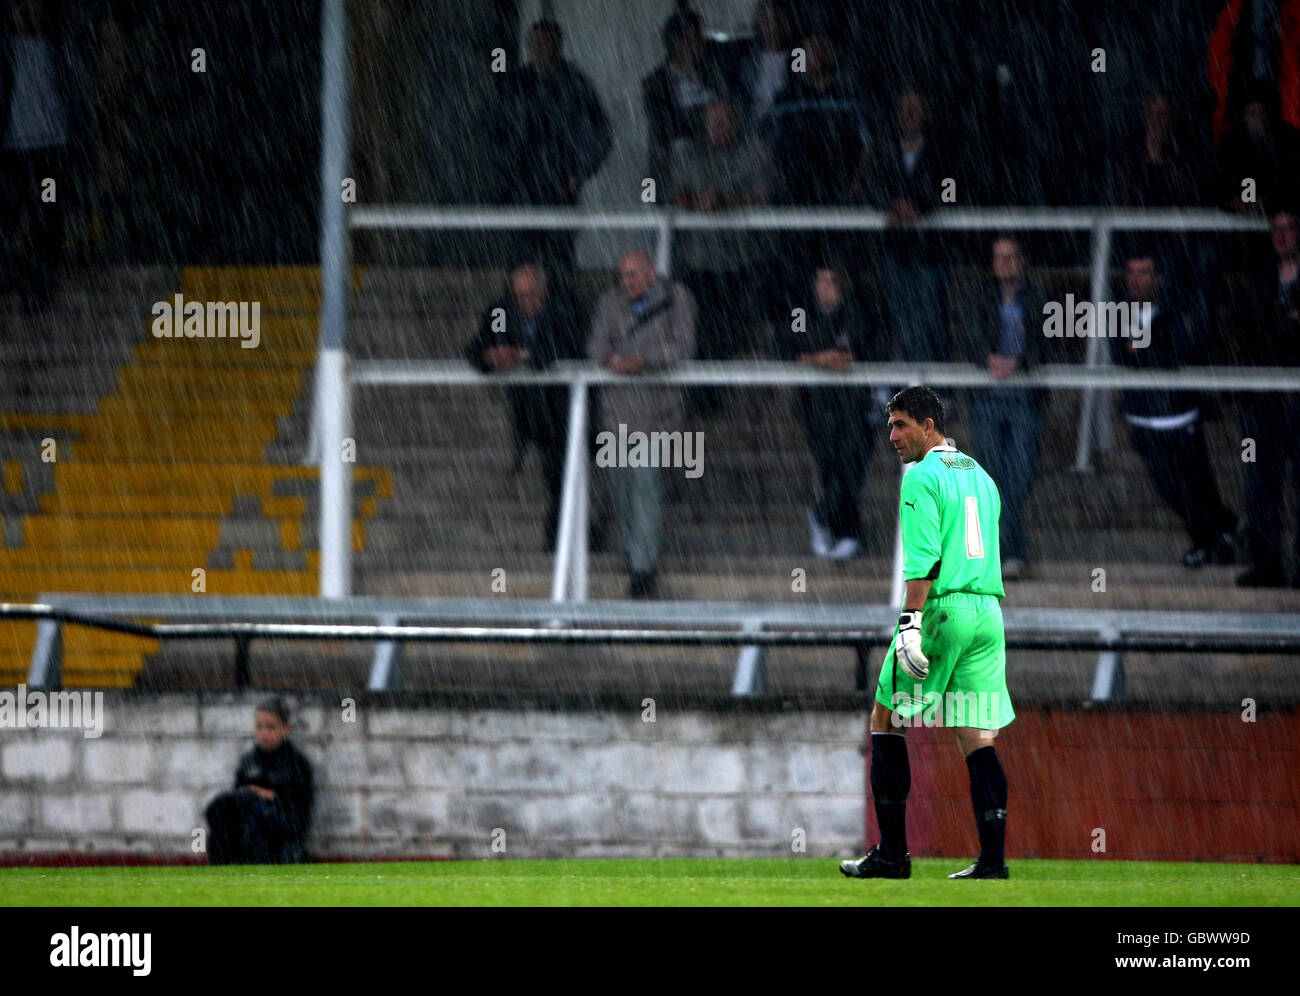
[1113,94,1210,208]
[641,10,726,190]
[1215,91,1300,216]
[763,32,872,209]
[490,19,611,298]
[205,697,314,865]
[734,0,795,136]
[1112,93,1220,363]
[1111,252,1239,570]
[762,32,872,318]
[959,237,1048,579]
[1234,209,1300,585]
[465,264,585,550]
[0,0,89,311]
[873,87,952,364]
[1207,0,1300,148]
[774,262,890,559]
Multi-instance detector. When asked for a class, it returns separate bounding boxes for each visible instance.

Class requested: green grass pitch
[1,858,1297,906]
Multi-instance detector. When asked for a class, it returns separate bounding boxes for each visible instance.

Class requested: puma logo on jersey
[903,501,916,510]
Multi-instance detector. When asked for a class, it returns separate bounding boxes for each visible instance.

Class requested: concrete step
[2,462,386,496]
[0,545,315,570]
[0,565,316,599]
[350,561,1299,616]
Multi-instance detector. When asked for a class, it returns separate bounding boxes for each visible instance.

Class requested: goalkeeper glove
[897,610,929,680]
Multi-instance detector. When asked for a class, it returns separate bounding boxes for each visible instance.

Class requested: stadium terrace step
[351,554,1284,609]
[0,414,95,435]
[1,462,384,494]
[70,418,283,444]
[130,346,319,367]
[92,396,307,419]
[0,566,318,600]
[8,514,368,554]
[113,376,305,399]
[115,360,306,384]
[179,264,364,295]
[0,266,390,688]
[5,462,389,498]
[0,545,317,574]
[19,515,223,548]
[0,670,136,688]
[61,442,277,464]
[0,366,120,394]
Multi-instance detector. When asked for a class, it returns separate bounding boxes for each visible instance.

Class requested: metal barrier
[350,360,1300,604]
[11,597,1300,700]
[316,204,1270,598]
[347,359,1300,690]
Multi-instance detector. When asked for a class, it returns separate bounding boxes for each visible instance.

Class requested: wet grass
[2,857,1296,906]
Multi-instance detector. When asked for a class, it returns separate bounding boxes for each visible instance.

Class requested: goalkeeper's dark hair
[885,386,945,435]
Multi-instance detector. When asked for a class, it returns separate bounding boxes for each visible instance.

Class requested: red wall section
[864,709,1300,864]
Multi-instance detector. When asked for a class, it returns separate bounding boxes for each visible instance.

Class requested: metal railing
[350,360,1300,607]
[10,598,1300,699]
[316,204,1270,598]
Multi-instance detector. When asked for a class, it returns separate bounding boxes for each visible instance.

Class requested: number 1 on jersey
[965,495,984,559]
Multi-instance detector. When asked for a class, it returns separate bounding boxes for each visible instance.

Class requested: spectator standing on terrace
[205,697,314,865]
[642,10,726,190]
[1234,208,1300,586]
[465,264,585,551]
[873,87,951,364]
[1216,92,1300,215]
[773,263,888,560]
[489,19,611,302]
[956,241,1045,582]
[0,0,86,312]
[1113,93,1219,365]
[1111,252,1239,571]
[587,251,696,598]
[763,32,871,209]
[1114,93,1210,208]
[670,97,772,417]
[1208,0,1300,150]
[762,32,872,311]
[735,0,795,136]
[958,237,1046,581]
[958,0,1068,206]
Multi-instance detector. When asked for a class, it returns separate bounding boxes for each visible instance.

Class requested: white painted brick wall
[83,739,157,784]
[0,789,33,832]
[119,788,195,835]
[41,793,115,833]
[2,738,74,782]
[0,693,866,858]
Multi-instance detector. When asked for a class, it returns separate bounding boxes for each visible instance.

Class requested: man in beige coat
[587,251,697,597]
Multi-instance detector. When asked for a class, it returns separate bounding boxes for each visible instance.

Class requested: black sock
[870,732,910,861]
[965,745,1007,867]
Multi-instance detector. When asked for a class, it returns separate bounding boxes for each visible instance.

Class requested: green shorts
[875,592,1015,731]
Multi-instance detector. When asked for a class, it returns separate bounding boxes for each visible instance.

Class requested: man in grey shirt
[587,251,697,598]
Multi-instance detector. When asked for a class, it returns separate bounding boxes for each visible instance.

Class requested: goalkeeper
[841,386,1015,881]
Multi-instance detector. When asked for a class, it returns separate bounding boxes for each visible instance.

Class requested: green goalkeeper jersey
[899,443,1005,600]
